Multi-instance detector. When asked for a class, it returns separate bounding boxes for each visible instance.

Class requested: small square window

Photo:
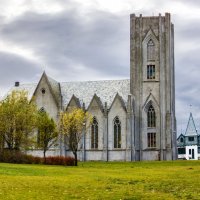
[41,88,46,94]
[147,65,155,79]
[188,137,194,142]
[178,148,185,154]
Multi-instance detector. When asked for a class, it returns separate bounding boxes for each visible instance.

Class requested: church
[7,13,177,161]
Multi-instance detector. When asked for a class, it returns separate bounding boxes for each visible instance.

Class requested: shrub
[0,150,42,164]
[44,156,75,166]
[0,150,75,166]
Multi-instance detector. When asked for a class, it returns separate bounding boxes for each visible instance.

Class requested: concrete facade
[130,13,176,161]
[8,13,176,161]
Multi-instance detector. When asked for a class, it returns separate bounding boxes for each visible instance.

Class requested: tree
[0,90,38,151]
[0,130,4,153]
[37,111,58,162]
[59,108,91,166]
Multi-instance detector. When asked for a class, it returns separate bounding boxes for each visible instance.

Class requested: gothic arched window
[39,107,45,113]
[114,117,121,148]
[147,105,156,127]
[147,39,155,61]
[91,117,98,149]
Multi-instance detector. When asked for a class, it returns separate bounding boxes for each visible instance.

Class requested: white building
[177,113,200,160]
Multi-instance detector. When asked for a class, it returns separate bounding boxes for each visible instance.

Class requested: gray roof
[185,113,198,136]
[6,77,130,110]
[60,79,130,108]
[46,76,61,107]
[6,83,37,101]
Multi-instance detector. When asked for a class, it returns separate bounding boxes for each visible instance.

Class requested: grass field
[0,161,200,200]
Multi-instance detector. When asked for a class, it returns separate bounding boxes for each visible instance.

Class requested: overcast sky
[0,0,200,134]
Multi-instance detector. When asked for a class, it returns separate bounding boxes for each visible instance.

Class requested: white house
[177,113,200,160]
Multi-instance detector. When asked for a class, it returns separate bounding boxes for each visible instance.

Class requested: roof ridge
[60,79,130,84]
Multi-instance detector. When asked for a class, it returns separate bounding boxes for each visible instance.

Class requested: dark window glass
[147,132,156,148]
[178,148,186,154]
[114,117,121,148]
[41,88,46,94]
[147,65,155,79]
[189,149,191,154]
[147,105,156,127]
[91,117,98,149]
[188,137,194,142]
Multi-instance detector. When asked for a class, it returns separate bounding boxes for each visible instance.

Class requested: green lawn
[0,161,200,200]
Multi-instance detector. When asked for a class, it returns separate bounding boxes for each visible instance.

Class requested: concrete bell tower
[130,13,176,161]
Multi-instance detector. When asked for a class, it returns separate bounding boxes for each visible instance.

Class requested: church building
[7,13,177,161]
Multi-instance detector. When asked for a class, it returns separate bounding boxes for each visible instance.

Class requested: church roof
[60,79,130,109]
[47,76,61,106]
[185,113,198,136]
[6,83,37,101]
[7,77,130,110]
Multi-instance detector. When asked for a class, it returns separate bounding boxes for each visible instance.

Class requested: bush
[44,156,75,166]
[0,150,42,164]
[0,150,75,166]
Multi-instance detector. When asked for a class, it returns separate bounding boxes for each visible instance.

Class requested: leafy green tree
[0,90,38,151]
[0,131,4,153]
[59,108,91,166]
[37,111,58,162]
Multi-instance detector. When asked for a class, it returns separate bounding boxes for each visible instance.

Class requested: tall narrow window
[114,117,121,148]
[147,39,155,61]
[148,132,156,147]
[91,117,98,149]
[147,105,156,127]
[147,65,155,79]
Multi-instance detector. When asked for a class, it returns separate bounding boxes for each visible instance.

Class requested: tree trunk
[44,150,46,164]
[74,151,78,166]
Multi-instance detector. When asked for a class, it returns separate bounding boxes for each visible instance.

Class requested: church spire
[185,113,198,136]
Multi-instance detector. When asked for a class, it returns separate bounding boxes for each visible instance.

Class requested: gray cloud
[176,0,200,7]
[0,51,40,94]
[1,9,129,81]
[0,0,200,135]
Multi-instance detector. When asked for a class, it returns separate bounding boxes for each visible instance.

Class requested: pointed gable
[33,72,61,108]
[142,28,158,44]
[66,95,81,111]
[87,94,104,112]
[185,113,198,136]
[60,79,130,109]
[109,93,126,112]
[142,92,159,111]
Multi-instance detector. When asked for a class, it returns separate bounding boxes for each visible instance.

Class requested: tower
[130,13,176,161]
